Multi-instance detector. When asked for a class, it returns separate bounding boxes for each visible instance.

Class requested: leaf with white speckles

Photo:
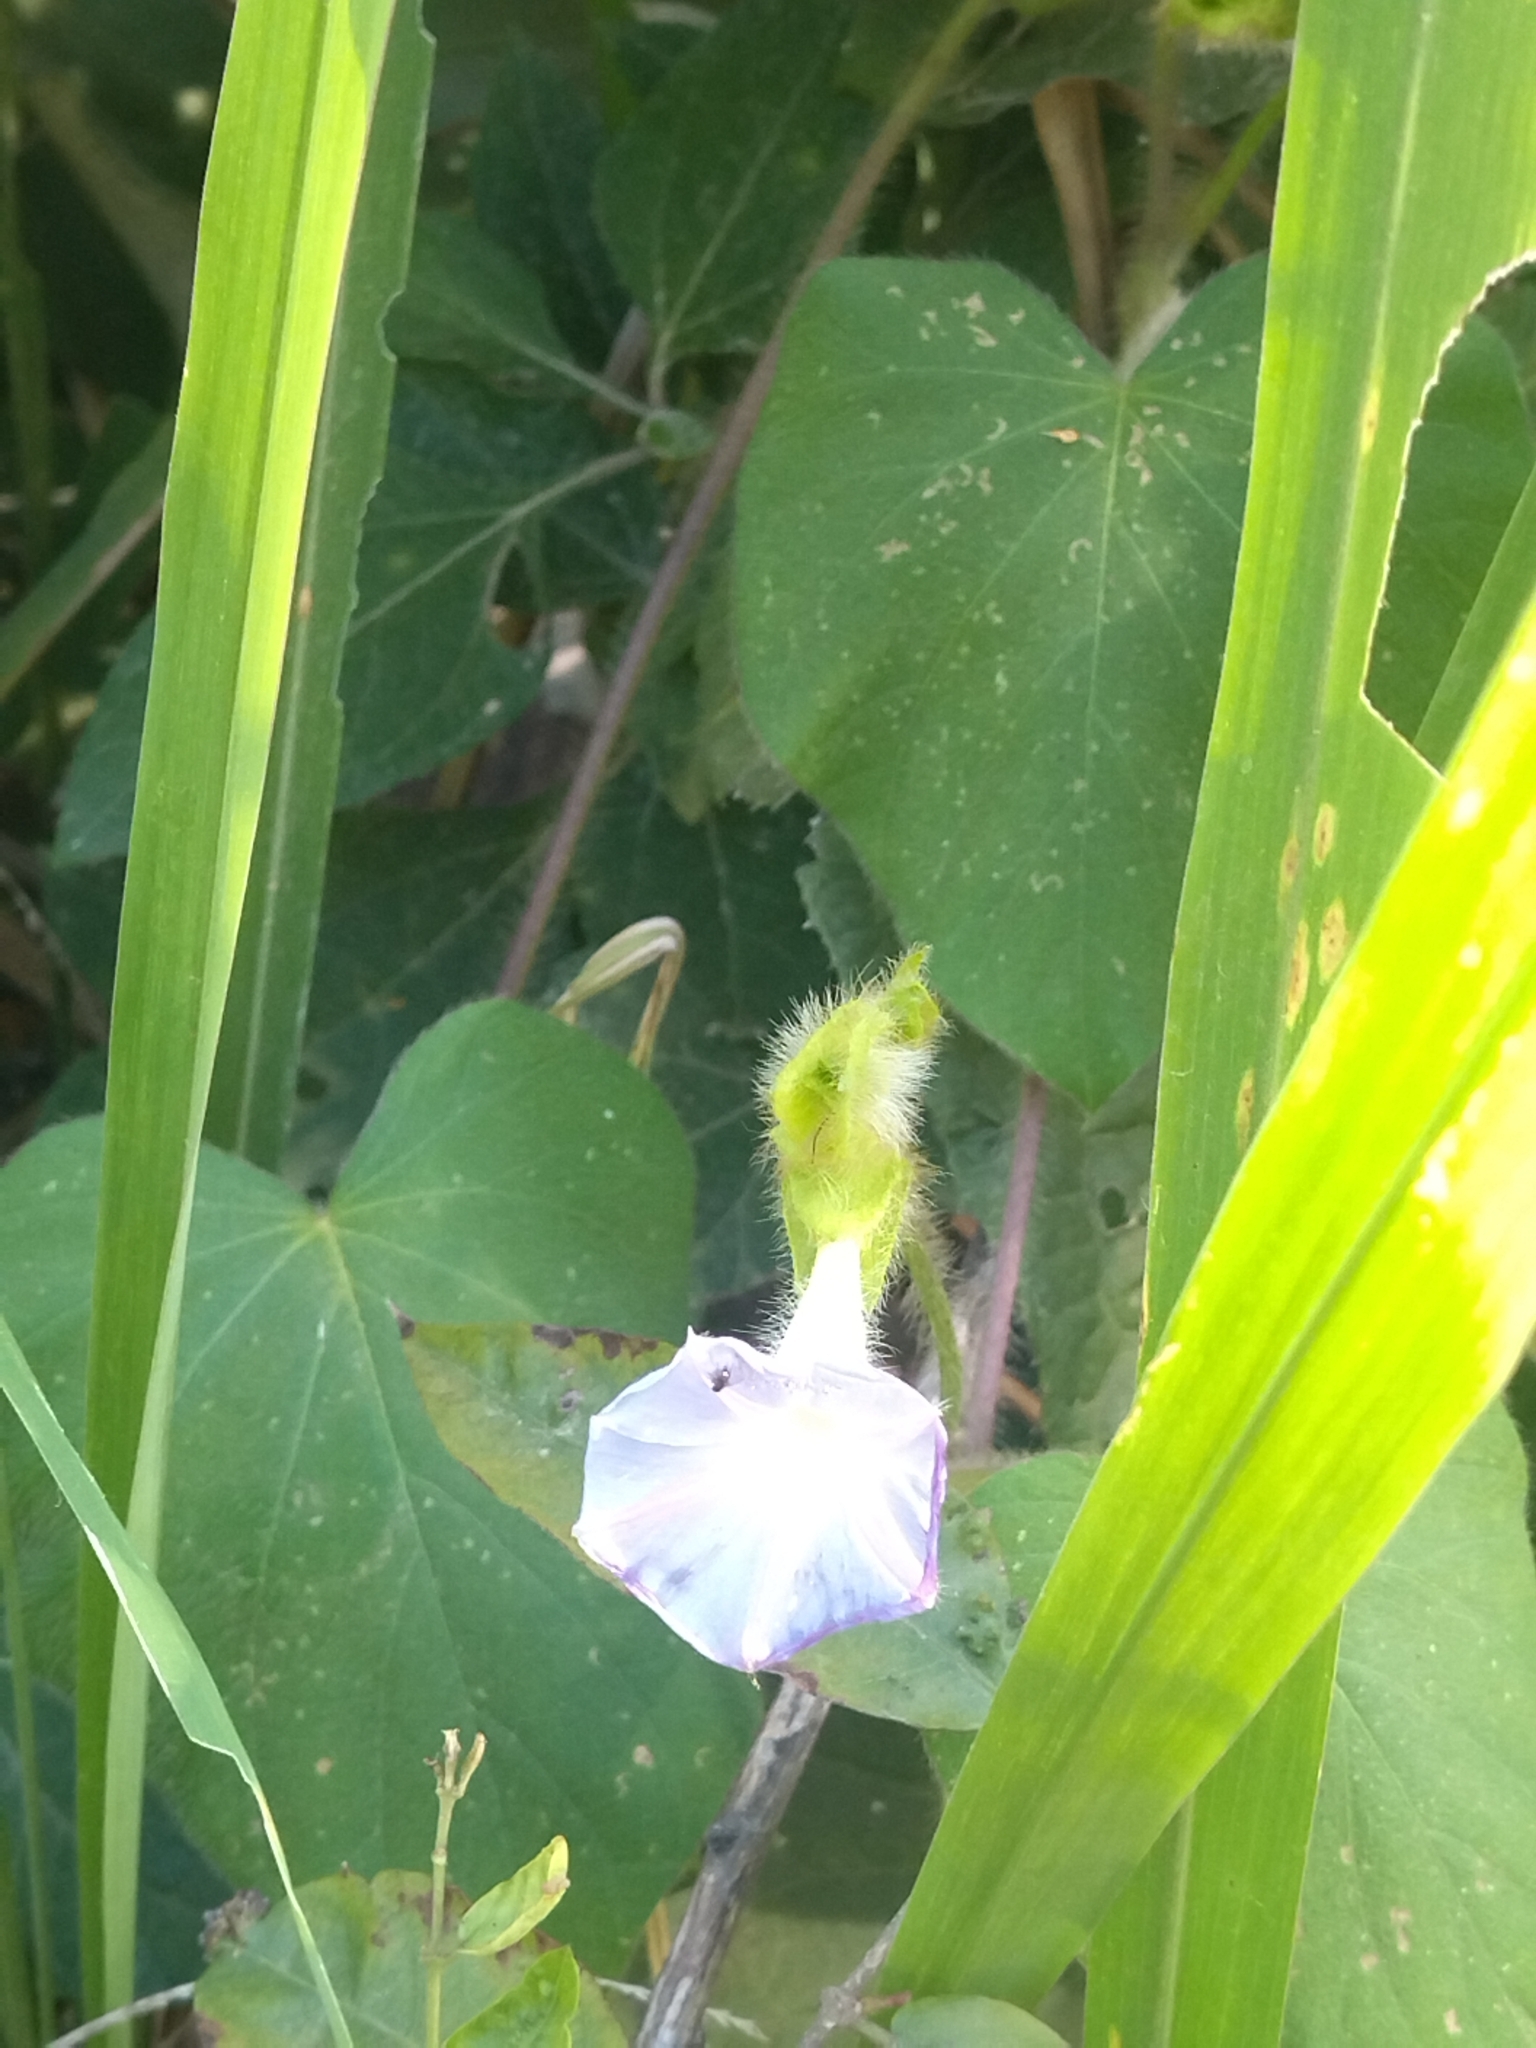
[737,255,1265,1105]
[0,1008,757,1971]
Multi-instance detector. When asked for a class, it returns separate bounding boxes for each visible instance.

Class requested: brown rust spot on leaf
[1235,1067,1256,1151]
[1279,833,1301,898]
[1319,899,1350,981]
[1313,802,1337,864]
[1286,921,1310,1028]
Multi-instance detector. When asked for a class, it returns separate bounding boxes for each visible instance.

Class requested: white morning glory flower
[572,1239,947,1672]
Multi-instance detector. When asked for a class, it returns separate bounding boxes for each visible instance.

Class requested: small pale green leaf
[893,1996,1070,2048]
[457,1838,570,1956]
[446,1946,579,2047]
[407,1321,667,1555]
[737,256,1265,1105]
[593,0,874,382]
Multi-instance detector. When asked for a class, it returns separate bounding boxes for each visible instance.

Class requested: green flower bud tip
[760,947,944,1305]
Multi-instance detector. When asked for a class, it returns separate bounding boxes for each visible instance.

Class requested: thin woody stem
[496,0,999,1000]
[636,1682,830,2048]
[964,1073,1048,1451]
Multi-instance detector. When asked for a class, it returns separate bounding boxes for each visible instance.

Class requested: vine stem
[964,1073,1048,1452]
[796,1907,905,2048]
[636,1681,830,2048]
[496,0,998,999]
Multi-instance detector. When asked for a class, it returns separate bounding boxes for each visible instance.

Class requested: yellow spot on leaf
[1235,1068,1256,1150]
[1286,921,1310,1028]
[1312,802,1337,864]
[1319,899,1349,981]
[1279,834,1301,896]
[1045,427,1080,443]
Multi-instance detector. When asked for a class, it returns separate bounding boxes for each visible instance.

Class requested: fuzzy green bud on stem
[763,949,943,1305]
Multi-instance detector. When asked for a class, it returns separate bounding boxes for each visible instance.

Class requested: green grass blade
[0,1449,51,2043]
[1083,0,1536,2034]
[0,421,170,705]
[0,1319,353,2048]
[887,582,1536,2005]
[206,0,433,1167]
[76,0,399,2014]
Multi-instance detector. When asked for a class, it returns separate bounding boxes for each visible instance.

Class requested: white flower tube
[573,1240,947,1672]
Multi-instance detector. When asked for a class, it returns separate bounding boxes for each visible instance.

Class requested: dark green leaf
[330,998,694,1341]
[756,1705,940,1921]
[593,0,874,384]
[473,34,627,367]
[388,211,585,397]
[1365,316,1534,744]
[0,1052,746,1968]
[562,762,826,1302]
[0,1668,226,1999]
[1285,1407,1536,2045]
[289,805,559,1197]
[737,256,1265,1105]
[1020,1065,1154,1452]
[52,373,662,851]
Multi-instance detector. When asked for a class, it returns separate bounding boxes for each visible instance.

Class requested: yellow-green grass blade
[1085,0,1536,2034]
[205,0,433,1168]
[77,0,399,2015]
[0,1317,352,2048]
[888,583,1536,2005]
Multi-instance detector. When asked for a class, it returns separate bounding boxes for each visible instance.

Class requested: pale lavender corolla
[572,1239,947,1671]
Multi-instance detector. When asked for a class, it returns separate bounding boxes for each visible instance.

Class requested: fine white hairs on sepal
[572,1240,946,1672]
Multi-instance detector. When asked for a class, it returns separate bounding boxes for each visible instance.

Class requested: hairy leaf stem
[496,0,999,998]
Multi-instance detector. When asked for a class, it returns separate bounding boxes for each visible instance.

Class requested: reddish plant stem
[965,1072,1048,1451]
[497,0,998,999]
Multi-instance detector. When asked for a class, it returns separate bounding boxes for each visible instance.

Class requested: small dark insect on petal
[708,1362,732,1392]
